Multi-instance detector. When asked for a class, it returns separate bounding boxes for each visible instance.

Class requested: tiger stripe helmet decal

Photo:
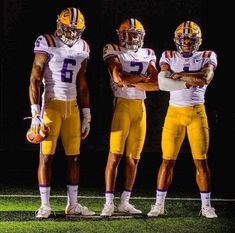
[58,8,85,30]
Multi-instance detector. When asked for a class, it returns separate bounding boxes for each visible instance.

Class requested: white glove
[81,108,91,139]
[30,104,44,134]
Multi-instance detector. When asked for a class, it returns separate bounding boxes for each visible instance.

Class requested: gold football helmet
[117,18,145,50]
[56,7,85,46]
[174,21,202,57]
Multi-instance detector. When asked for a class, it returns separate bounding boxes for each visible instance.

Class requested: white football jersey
[103,43,156,99]
[34,34,90,101]
[159,50,217,106]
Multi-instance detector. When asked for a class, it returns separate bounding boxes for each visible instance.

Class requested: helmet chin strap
[119,30,144,50]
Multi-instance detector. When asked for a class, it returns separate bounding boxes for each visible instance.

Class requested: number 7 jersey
[103,43,156,99]
[34,34,90,101]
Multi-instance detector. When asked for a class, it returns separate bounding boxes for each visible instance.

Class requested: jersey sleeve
[103,43,120,61]
[202,51,218,69]
[146,48,157,65]
[33,34,53,54]
[80,39,90,60]
[159,50,170,66]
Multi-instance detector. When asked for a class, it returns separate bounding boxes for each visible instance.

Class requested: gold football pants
[110,97,146,160]
[41,99,81,156]
[162,104,209,160]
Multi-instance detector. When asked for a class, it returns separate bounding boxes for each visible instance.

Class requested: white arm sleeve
[158,71,187,91]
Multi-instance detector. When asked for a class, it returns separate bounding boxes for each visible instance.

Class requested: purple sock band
[105,191,114,194]
[156,189,167,192]
[39,184,50,188]
[124,189,132,193]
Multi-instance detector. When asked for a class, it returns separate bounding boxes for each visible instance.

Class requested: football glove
[81,108,91,139]
[30,104,43,134]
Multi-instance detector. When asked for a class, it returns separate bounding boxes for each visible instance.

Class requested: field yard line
[0,195,234,202]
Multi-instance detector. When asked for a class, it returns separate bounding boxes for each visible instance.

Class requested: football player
[147,21,218,218]
[28,7,95,218]
[100,18,159,217]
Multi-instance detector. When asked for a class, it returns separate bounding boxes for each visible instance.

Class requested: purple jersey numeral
[130,61,143,75]
[35,37,42,47]
[183,66,189,72]
[61,58,76,83]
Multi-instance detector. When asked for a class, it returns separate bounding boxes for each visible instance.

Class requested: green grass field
[1,151,234,233]
[0,189,234,233]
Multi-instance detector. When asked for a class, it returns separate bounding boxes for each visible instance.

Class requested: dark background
[1,0,233,197]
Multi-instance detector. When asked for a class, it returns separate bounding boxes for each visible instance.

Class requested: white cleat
[147,204,166,217]
[118,202,142,214]
[199,206,218,218]
[35,205,52,218]
[100,203,115,217]
[65,203,96,216]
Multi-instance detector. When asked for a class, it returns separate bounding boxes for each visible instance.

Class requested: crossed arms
[105,55,159,91]
[158,63,215,91]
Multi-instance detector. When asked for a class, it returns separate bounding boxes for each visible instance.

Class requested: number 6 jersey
[34,34,90,101]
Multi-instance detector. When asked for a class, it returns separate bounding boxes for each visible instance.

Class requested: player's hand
[170,72,182,80]
[30,114,44,134]
[81,108,91,139]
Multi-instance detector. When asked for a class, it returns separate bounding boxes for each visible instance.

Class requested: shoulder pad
[163,50,174,59]
[103,43,120,60]
[202,50,212,58]
[43,34,56,47]
[109,43,121,51]
[34,34,56,53]
[80,39,90,53]
[146,48,155,56]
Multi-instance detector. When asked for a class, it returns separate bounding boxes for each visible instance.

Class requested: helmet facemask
[118,29,145,51]
[174,34,202,57]
[56,21,84,47]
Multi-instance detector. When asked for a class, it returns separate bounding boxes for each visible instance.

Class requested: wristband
[82,108,91,121]
[31,104,40,116]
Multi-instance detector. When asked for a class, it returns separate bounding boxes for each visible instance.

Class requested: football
[26,125,50,144]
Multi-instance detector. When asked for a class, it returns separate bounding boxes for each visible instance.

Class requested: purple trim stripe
[164,51,168,58]
[103,54,115,60]
[156,188,168,192]
[39,184,50,187]
[124,189,132,193]
[34,50,47,54]
[44,34,56,47]
[105,191,114,194]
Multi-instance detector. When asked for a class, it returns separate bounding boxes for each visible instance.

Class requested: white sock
[155,189,167,206]
[67,185,78,206]
[39,186,51,207]
[105,192,114,205]
[200,192,211,208]
[120,190,131,203]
